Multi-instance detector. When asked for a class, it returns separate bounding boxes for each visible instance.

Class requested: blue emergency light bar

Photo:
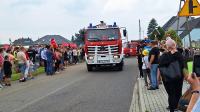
[88,22,118,28]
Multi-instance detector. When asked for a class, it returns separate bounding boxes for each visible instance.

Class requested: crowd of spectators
[137,37,200,112]
[0,45,85,88]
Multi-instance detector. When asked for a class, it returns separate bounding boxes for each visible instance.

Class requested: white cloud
[103,0,136,13]
[0,0,183,43]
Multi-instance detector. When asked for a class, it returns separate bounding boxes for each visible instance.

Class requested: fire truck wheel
[117,61,124,71]
[87,64,93,71]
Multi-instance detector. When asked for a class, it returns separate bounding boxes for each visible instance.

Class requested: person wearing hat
[142,49,151,86]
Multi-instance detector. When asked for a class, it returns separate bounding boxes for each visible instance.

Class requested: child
[142,50,151,86]
[27,60,34,80]
[3,55,12,86]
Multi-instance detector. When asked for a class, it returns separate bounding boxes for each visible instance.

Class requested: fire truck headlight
[88,56,94,60]
[113,55,120,59]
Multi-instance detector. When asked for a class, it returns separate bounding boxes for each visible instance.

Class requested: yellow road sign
[178,0,200,16]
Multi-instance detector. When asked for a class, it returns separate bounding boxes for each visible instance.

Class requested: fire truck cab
[123,41,139,57]
[84,21,126,71]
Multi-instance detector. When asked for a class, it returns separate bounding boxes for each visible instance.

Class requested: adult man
[46,45,54,75]
[73,48,78,64]
[27,46,37,63]
[17,47,27,82]
[148,41,160,90]
[41,47,47,72]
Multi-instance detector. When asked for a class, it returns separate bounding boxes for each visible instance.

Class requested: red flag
[50,38,58,48]
[62,42,69,47]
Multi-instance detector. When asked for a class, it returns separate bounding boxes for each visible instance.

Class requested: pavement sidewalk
[130,78,190,112]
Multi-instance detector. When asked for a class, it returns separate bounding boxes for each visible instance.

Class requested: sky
[0,0,182,44]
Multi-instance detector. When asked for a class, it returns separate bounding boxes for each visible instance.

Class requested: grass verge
[11,67,45,81]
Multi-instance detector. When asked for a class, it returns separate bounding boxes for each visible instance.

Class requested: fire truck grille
[87,45,119,55]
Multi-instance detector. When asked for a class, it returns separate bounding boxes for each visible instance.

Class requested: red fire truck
[84,21,126,71]
[123,41,139,57]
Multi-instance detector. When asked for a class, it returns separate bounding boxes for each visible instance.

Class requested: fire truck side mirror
[123,29,127,37]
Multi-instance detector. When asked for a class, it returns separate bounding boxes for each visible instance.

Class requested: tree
[147,18,158,39]
[71,35,75,42]
[165,29,182,47]
[149,26,165,41]
[73,28,86,46]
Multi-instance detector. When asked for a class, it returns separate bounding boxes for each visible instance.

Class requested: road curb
[138,78,146,112]
[129,81,138,112]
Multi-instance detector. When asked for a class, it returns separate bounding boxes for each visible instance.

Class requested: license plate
[98,60,110,64]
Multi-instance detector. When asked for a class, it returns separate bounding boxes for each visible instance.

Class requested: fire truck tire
[117,61,124,71]
[87,64,93,71]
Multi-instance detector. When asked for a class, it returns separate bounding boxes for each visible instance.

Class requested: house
[162,16,200,48]
[179,17,200,39]
[180,17,200,48]
[34,35,71,45]
[162,16,192,32]
[13,38,34,46]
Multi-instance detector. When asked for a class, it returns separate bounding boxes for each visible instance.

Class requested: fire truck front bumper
[86,54,124,65]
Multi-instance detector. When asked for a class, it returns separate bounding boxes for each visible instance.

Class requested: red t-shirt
[25,52,30,60]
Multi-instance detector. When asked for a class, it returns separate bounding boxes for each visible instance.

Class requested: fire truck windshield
[87,29,119,41]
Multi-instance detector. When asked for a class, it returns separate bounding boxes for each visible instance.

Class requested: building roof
[179,17,200,39]
[162,16,194,31]
[13,38,34,46]
[162,16,177,31]
[34,35,71,45]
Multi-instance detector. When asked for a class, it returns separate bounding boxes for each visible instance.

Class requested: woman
[54,49,62,74]
[63,48,69,68]
[159,38,184,112]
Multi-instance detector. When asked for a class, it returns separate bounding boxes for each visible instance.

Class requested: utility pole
[178,0,194,48]
[186,16,192,47]
[139,19,141,40]
[177,0,185,44]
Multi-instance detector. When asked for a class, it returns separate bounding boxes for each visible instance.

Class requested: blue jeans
[150,64,158,88]
[18,63,26,76]
[0,69,3,81]
[46,61,53,75]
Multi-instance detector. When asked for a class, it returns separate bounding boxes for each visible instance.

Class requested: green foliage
[165,29,182,46]
[73,28,86,46]
[11,67,45,81]
[71,35,75,42]
[149,26,165,41]
[147,18,158,38]
[157,27,165,41]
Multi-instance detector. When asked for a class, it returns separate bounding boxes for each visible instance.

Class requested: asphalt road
[0,58,138,112]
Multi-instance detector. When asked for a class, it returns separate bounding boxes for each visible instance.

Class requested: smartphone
[193,55,200,77]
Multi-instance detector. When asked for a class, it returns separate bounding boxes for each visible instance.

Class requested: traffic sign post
[178,0,200,16]
[178,0,200,47]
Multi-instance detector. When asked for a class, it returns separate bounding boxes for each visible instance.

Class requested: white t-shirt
[142,56,149,69]
[17,51,26,64]
[192,96,200,112]
[73,49,78,56]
